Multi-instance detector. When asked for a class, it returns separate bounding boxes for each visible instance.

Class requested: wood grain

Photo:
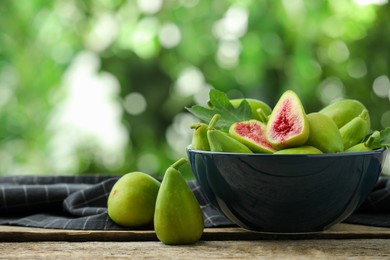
[1,239,390,259]
[1,223,390,242]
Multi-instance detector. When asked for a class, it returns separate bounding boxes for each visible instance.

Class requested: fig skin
[319,99,370,130]
[154,158,204,245]
[339,109,370,150]
[107,172,161,227]
[274,146,322,154]
[190,123,210,151]
[306,113,344,153]
[345,143,372,153]
[265,90,310,150]
[229,120,275,153]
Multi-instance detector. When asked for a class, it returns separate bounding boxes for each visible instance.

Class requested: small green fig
[306,113,344,153]
[319,99,370,129]
[107,172,160,227]
[343,130,381,153]
[154,158,204,245]
[339,109,370,150]
[345,143,372,152]
[190,122,210,151]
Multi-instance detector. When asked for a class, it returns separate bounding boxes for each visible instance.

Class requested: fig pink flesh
[235,122,274,149]
[271,99,302,143]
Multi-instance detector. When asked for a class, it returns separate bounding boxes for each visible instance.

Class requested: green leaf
[186,89,252,130]
[380,127,390,147]
[365,127,390,149]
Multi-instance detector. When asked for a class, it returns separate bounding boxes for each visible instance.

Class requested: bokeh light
[123,92,147,115]
[0,0,389,177]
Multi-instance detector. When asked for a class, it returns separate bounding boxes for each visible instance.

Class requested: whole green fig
[339,109,370,150]
[319,99,370,129]
[154,158,204,245]
[190,122,210,151]
[306,113,344,153]
[107,172,160,227]
[274,146,322,154]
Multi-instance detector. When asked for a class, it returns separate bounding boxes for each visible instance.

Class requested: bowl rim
[186,145,387,158]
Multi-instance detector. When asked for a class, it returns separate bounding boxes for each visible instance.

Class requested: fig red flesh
[270,100,302,144]
[235,121,274,150]
[265,90,309,149]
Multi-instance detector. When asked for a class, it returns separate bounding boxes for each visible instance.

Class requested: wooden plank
[1,239,390,259]
[1,223,390,242]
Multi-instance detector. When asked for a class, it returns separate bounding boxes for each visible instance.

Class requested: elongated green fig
[229,120,275,153]
[306,113,344,153]
[230,98,272,122]
[345,143,372,152]
[345,130,381,152]
[107,172,160,227]
[339,109,370,150]
[319,99,370,129]
[190,122,210,151]
[207,114,253,153]
[274,146,322,154]
[265,90,310,149]
[154,158,204,245]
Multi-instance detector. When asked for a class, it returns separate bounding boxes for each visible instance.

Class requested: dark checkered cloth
[0,175,390,230]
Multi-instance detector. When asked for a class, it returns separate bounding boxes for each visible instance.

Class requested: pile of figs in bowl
[186,89,389,233]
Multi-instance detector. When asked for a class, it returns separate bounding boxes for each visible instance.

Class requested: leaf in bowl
[186,89,252,131]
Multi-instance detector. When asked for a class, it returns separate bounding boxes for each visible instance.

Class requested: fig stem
[170,157,188,171]
[190,123,199,129]
[359,109,369,120]
[208,114,221,130]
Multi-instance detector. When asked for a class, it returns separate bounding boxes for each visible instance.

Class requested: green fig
[345,143,372,152]
[107,171,160,227]
[274,146,323,154]
[319,99,370,129]
[345,130,381,153]
[190,122,210,151]
[339,109,370,150]
[207,114,253,153]
[230,98,272,122]
[265,90,310,149]
[306,113,344,153]
[154,158,204,245]
[229,119,275,153]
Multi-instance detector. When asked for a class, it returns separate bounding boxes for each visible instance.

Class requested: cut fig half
[265,90,309,149]
[229,120,275,153]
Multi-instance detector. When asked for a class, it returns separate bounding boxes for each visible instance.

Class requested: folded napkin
[0,175,389,230]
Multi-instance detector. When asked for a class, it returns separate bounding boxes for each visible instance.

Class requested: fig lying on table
[107,171,160,227]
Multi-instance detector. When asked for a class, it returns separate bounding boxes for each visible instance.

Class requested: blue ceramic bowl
[187,147,388,233]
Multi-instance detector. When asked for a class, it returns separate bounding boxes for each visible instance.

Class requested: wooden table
[2,223,390,259]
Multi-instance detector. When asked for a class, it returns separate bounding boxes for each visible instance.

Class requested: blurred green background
[0,0,389,177]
